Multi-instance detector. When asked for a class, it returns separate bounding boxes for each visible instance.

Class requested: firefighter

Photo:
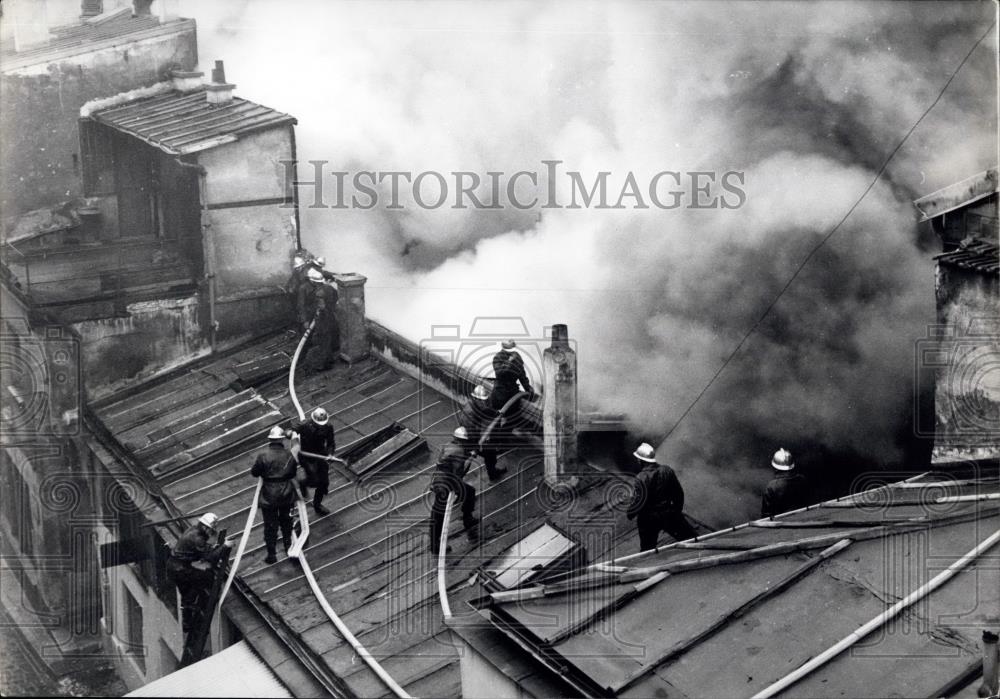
[626,443,697,551]
[491,340,533,410]
[167,512,225,635]
[286,252,310,300]
[428,427,480,555]
[251,426,299,564]
[761,448,809,518]
[298,267,341,372]
[458,384,507,482]
[295,407,337,516]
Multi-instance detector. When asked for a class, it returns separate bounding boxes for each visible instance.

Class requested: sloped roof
[88,328,687,698]
[126,640,291,698]
[89,88,296,155]
[935,237,1000,275]
[478,472,1000,698]
[1,13,194,73]
[913,168,999,222]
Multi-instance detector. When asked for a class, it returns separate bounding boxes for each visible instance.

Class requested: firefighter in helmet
[250,426,299,564]
[626,443,697,551]
[295,407,338,516]
[457,384,507,482]
[428,427,481,555]
[167,512,225,635]
[761,448,809,518]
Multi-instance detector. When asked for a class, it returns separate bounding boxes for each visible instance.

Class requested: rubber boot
[264,545,278,565]
[464,515,480,543]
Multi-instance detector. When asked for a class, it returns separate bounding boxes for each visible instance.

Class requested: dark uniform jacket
[297,420,336,458]
[297,281,339,328]
[627,462,685,520]
[171,524,215,563]
[250,443,298,508]
[492,349,532,409]
[430,442,474,493]
[761,472,808,517]
[458,397,499,447]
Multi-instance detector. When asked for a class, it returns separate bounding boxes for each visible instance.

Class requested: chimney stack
[170,69,204,93]
[334,274,369,364]
[205,60,236,105]
[980,630,999,698]
[543,324,577,484]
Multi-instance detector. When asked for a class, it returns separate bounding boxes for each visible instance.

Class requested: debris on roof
[914,168,999,222]
[89,88,296,155]
[934,237,1000,275]
[88,329,704,698]
[2,201,83,246]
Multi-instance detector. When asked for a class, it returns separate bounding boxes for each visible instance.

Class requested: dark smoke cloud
[181,0,997,525]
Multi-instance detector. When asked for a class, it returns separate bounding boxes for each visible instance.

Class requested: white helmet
[471,384,490,401]
[501,339,517,350]
[198,512,218,530]
[311,407,329,425]
[633,442,657,463]
[453,426,471,441]
[771,448,795,471]
[315,256,326,267]
[267,426,286,441]
[293,254,307,270]
[306,267,324,283]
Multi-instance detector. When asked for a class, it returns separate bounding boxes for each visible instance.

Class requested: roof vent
[205,60,236,105]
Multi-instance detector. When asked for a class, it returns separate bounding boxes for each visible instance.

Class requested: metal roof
[478,472,1000,698]
[126,640,292,697]
[935,237,1000,275]
[89,329,669,698]
[913,168,999,222]
[90,88,296,155]
[0,14,194,73]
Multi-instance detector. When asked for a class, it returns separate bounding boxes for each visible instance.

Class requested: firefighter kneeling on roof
[167,513,225,636]
[428,427,481,555]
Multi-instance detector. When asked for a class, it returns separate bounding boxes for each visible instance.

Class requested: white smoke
[179,0,997,524]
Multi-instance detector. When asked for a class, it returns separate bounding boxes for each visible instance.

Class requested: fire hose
[220,317,411,698]
[218,318,320,610]
[435,390,530,620]
[437,493,455,621]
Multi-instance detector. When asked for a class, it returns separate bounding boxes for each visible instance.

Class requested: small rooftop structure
[1,9,194,73]
[89,86,296,155]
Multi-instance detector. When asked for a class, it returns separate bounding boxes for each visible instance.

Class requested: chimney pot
[550,323,570,349]
[205,60,236,105]
[211,60,226,84]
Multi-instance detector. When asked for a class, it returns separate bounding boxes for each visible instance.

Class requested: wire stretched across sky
[662,18,997,442]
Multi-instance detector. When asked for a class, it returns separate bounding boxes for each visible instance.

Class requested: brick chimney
[543,324,577,484]
[334,274,369,363]
[205,60,236,105]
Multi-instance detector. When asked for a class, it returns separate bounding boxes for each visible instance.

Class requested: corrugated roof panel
[125,640,292,697]
[935,238,1000,274]
[90,88,296,155]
